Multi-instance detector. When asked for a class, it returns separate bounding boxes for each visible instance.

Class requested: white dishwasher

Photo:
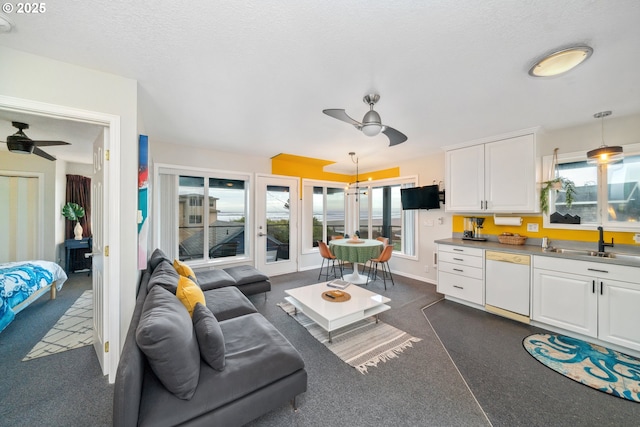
[485,251,530,322]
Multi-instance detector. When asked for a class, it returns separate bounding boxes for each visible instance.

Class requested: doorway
[0,95,121,382]
[255,174,298,276]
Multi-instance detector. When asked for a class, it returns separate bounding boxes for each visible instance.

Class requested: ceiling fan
[323,94,408,146]
[1,121,70,161]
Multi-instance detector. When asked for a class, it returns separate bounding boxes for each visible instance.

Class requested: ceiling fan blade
[322,109,361,127]
[382,126,408,146]
[33,147,56,161]
[32,140,71,147]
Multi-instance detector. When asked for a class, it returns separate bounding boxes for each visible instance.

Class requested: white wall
[539,112,640,156]
[0,46,138,353]
[396,151,452,284]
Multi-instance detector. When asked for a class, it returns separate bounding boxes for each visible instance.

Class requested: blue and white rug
[523,333,640,403]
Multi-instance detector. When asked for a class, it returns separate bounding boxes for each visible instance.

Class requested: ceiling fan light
[529,46,593,77]
[7,140,34,154]
[586,145,623,165]
[361,123,382,137]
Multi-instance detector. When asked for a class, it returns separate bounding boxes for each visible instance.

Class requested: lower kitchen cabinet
[532,256,640,352]
[437,245,484,305]
[599,279,640,351]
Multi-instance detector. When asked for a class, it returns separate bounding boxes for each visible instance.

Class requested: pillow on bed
[136,285,200,400]
[176,275,205,317]
[192,303,226,371]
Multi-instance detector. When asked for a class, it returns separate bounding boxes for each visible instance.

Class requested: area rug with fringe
[23,290,93,361]
[523,333,640,403]
[278,301,421,374]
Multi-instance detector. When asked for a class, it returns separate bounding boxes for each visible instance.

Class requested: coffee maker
[462,217,487,241]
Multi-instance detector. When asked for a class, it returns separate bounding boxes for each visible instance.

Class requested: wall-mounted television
[400,185,441,210]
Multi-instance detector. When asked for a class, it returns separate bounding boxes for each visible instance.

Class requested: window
[358,181,416,255]
[304,182,346,248]
[544,146,640,230]
[156,166,250,262]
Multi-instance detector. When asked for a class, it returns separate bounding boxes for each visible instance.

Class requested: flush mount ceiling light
[587,111,623,165]
[528,46,593,77]
[0,14,13,33]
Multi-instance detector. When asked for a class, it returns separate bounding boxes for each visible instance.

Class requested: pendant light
[586,111,623,165]
[346,152,369,202]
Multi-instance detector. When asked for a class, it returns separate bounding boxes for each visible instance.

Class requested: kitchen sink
[546,247,640,262]
[546,248,607,257]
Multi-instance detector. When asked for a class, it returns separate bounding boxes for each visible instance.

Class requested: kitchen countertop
[435,238,640,268]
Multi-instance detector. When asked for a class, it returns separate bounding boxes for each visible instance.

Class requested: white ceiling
[1,1,639,170]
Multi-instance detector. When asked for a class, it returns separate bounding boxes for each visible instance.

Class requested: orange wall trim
[271,154,400,194]
[452,215,638,245]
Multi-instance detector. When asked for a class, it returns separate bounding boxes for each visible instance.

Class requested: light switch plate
[527,223,539,232]
[634,233,640,244]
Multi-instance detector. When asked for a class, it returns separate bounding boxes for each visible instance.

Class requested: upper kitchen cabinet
[445,130,539,213]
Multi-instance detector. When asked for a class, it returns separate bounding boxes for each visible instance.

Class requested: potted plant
[62,202,86,240]
[540,176,576,214]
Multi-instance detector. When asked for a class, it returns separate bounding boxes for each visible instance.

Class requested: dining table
[329,238,384,284]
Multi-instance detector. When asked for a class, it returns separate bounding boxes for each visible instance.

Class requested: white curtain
[0,175,39,262]
[157,173,178,260]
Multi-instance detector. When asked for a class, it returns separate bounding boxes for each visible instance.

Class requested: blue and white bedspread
[0,260,68,333]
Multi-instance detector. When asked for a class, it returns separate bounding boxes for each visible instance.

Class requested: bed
[0,260,68,333]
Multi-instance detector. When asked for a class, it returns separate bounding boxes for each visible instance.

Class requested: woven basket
[498,235,527,245]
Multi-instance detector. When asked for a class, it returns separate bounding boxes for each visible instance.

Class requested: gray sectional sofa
[113,249,307,426]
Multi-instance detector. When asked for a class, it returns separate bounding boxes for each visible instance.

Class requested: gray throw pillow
[148,248,170,271]
[193,303,226,371]
[136,285,200,400]
[147,259,179,294]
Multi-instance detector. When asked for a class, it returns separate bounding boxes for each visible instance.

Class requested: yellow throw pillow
[176,276,206,317]
[174,259,196,279]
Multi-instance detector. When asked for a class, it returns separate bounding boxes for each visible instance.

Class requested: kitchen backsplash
[452,215,639,245]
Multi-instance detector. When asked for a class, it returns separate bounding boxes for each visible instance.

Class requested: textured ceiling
[1,1,639,170]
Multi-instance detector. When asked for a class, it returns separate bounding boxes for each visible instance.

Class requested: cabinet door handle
[588,268,609,274]
[453,248,463,252]
[592,280,595,294]
[600,281,603,295]
[453,285,464,289]
[453,268,463,272]
[453,257,464,261]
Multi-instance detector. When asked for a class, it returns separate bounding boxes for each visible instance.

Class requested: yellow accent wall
[452,215,638,245]
[271,154,400,197]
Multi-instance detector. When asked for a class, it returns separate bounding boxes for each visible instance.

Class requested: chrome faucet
[597,226,614,253]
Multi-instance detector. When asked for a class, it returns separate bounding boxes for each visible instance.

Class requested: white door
[92,128,109,375]
[256,175,298,276]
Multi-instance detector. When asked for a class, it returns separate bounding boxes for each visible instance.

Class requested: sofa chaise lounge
[113,249,307,426]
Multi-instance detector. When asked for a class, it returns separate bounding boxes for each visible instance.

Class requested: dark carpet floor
[423,300,640,426]
[2,268,638,426]
[0,272,112,427]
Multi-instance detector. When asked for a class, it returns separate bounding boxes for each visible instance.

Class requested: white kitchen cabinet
[445,132,538,213]
[532,256,640,351]
[437,245,484,305]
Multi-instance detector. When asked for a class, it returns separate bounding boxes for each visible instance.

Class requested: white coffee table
[284,282,391,342]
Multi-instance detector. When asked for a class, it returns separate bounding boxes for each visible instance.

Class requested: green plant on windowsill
[540,177,576,215]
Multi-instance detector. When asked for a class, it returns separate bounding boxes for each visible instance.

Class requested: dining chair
[317,241,343,281]
[364,245,395,290]
[330,235,344,240]
[376,236,389,246]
